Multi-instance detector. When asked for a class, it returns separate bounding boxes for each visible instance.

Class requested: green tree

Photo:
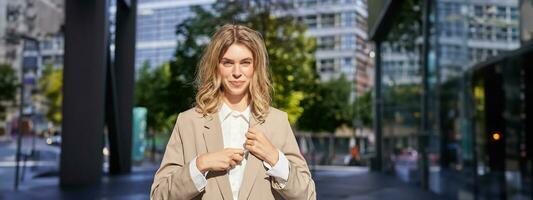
[245,3,317,124]
[297,75,354,165]
[0,64,18,119]
[298,75,353,133]
[136,1,317,132]
[39,64,63,125]
[353,91,373,128]
[134,61,176,132]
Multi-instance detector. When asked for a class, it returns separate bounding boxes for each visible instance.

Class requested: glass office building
[381,0,519,85]
[369,0,532,199]
[111,0,214,69]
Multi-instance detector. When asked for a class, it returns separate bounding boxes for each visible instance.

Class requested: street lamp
[14,34,39,191]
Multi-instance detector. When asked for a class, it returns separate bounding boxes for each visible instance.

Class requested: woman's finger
[233,149,244,156]
[232,154,243,162]
[245,132,257,140]
[245,143,255,151]
[245,140,255,146]
[248,127,259,134]
[226,148,244,154]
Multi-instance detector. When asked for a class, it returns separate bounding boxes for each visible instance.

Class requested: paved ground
[313,167,444,200]
[0,137,60,190]
[0,166,444,200]
[0,138,444,200]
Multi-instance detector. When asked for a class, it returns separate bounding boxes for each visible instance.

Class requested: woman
[150,24,316,200]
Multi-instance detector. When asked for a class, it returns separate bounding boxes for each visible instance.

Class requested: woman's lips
[229,81,245,87]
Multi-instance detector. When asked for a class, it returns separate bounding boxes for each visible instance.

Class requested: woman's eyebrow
[221,57,253,62]
[221,58,234,62]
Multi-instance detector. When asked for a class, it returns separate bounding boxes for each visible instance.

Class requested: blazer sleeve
[150,113,202,200]
[272,112,317,200]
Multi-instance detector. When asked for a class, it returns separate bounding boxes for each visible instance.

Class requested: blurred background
[0,0,531,199]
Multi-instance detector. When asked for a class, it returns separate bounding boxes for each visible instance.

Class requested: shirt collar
[218,102,251,123]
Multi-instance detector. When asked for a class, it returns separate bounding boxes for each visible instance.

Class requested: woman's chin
[224,87,248,96]
[227,90,247,97]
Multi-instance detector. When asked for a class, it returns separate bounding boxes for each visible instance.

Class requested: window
[468,24,486,40]
[318,36,335,50]
[320,13,336,28]
[474,5,483,17]
[484,26,493,40]
[294,0,317,7]
[42,40,54,50]
[341,34,356,50]
[496,27,508,41]
[341,12,356,27]
[511,27,519,41]
[343,57,354,67]
[42,56,54,65]
[510,7,518,20]
[319,59,335,72]
[475,25,483,39]
[24,41,39,51]
[320,0,340,6]
[341,57,355,75]
[304,15,317,29]
[496,6,507,19]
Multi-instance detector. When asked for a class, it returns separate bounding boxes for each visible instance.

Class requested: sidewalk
[1,164,156,200]
[0,137,60,190]
[1,164,444,200]
[313,166,444,200]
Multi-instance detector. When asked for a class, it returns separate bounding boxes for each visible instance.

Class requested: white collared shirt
[189,103,290,200]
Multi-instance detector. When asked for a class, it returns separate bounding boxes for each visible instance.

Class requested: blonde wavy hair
[194,24,272,123]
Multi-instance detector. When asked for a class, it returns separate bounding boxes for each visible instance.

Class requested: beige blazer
[150,107,316,200]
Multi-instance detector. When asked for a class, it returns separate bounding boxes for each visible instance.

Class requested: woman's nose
[232,65,242,78]
[232,73,242,79]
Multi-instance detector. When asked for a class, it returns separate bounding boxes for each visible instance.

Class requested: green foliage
[353,91,373,128]
[39,64,63,124]
[254,13,317,125]
[134,61,177,132]
[0,63,18,118]
[298,75,353,133]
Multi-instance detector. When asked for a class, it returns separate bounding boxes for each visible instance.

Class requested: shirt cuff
[189,156,208,192]
[263,150,290,188]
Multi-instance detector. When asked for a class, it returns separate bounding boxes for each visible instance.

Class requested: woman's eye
[241,62,251,66]
[222,62,232,67]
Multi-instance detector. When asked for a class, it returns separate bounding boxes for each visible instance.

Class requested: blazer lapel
[203,114,233,200]
[238,116,268,200]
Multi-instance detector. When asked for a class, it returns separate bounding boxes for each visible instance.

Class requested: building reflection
[368,0,532,199]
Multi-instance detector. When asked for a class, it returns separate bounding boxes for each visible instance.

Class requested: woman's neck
[222,92,249,112]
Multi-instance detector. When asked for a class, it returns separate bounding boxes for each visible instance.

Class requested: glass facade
[132,0,213,69]
[372,0,532,199]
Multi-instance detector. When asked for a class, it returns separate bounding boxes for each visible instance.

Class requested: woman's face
[218,43,254,97]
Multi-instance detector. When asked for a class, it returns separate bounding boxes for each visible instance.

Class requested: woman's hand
[196,148,244,174]
[245,127,279,166]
